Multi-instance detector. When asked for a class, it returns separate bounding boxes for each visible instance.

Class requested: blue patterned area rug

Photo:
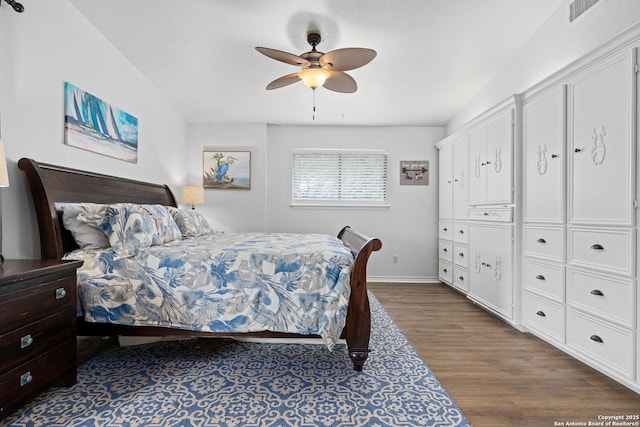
[5,294,470,427]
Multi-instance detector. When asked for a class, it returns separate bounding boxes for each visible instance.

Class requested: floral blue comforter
[63,233,354,350]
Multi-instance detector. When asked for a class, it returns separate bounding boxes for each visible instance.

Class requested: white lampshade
[298,68,330,89]
[0,139,9,187]
[182,185,204,209]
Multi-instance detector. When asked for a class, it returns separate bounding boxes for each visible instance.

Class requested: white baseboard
[367,276,441,284]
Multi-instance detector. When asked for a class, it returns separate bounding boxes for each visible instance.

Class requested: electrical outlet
[393,255,398,263]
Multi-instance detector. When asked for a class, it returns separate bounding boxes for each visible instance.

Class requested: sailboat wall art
[64,82,139,163]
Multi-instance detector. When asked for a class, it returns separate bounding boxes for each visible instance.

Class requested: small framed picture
[203,151,251,189]
[400,160,429,185]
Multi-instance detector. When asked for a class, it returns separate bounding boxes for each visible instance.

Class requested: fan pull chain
[312,89,316,121]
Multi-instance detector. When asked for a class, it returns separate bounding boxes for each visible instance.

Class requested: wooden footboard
[19,158,382,371]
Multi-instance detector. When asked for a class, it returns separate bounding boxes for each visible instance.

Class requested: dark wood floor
[369,282,640,427]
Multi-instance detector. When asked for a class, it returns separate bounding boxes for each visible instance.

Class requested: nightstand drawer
[0,342,75,417]
[0,311,73,374]
[0,276,74,333]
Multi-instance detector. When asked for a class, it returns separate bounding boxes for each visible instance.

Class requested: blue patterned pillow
[167,206,214,238]
[80,203,159,258]
[141,204,182,244]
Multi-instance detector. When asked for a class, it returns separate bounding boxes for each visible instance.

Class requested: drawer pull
[590,335,604,343]
[485,263,492,268]
[55,287,67,299]
[590,289,604,296]
[458,276,464,281]
[535,275,546,280]
[536,311,546,317]
[20,371,33,387]
[458,230,464,234]
[458,252,464,257]
[20,334,34,349]
[574,148,582,153]
[536,238,546,244]
[590,244,604,250]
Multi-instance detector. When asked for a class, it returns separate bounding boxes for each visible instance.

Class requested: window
[292,149,388,207]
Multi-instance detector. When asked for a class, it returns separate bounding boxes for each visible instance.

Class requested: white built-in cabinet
[468,109,513,206]
[437,27,640,394]
[437,133,469,293]
[438,98,517,323]
[521,44,639,392]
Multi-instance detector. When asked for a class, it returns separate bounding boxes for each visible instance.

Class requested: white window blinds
[292,149,388,206]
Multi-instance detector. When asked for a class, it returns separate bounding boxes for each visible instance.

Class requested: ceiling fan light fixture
[298,68,330,89]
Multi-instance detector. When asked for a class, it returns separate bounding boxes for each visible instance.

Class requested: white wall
[448,0,640,132]
[187,123,267,232]
[265,125,444,281]
[0,0,188,259]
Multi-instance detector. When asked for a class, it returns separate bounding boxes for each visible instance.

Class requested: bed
[18,158,382,371]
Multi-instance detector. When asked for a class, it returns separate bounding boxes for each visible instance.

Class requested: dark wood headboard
[18,158,178,260]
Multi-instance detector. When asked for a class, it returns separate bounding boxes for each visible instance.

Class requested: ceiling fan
[255,31,377,93]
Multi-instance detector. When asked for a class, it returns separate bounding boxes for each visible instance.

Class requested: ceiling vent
[569,0,601,22]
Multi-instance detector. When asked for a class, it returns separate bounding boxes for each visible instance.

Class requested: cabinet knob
[590,289,604,296]
[443,248,448,252]
[55,287,67,299]
[20,371,33,387]
[536,238,546,244]
[458,230,464,234]
[574,148,583,153]
[458,276,464,281]
[551,154,559,158]
[443,268,448,273]
[20,334,34,349]
[590,335,604,343]
[535,275,546,280]
[536,311,546,317]
[443,228,448,232]
[459,252,464,257]
[485,161,492,165]
[590,244,604,250]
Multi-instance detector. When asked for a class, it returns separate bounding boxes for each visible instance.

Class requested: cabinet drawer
[567,268,634,328]
[453,222,469,244]
[522,291,565,344]
[523,226,564,262]
[0,277,75,334]
[453,267,468,292]
[439,259,453,284]
[522,260,564,302]
[439,220,453,240]
[438,239,453,261]
[0,311,73,374]
[568,227,634,276]
[567,309,634,379]
[453,243,468,267]
[0,341,76,417]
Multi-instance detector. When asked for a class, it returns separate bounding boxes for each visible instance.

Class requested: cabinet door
[453,135,469,219]
[438,143,454,219]
[469,223,513,319]
[468,126,487,206]
[486,109,513,204]
[569,49,635,226]
[523,85,565,223]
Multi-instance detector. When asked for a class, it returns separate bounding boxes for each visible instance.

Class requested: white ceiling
[70,0,565,127]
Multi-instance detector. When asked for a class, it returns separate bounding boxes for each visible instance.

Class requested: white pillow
[57,203,110,250]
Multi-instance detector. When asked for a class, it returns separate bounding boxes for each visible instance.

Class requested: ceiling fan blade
[324,71,357,93]
[319,48,377,71]
[265,73,300,90]
[255,47,310,67]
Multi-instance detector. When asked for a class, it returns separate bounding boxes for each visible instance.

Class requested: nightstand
[0,259,83,419]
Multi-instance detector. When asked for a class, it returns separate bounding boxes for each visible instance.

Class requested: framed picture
[63,82,138,163]
[203,151,251,189]
[400,160,429,185]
